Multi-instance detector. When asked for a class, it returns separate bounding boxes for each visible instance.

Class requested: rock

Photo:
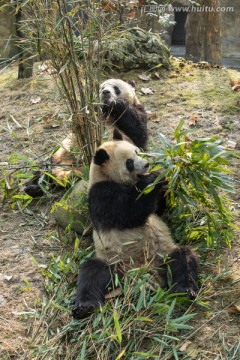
[106,27,170,70]
[53,180,89,234]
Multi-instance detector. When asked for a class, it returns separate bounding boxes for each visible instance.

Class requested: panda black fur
[24,78,148,197]
[72,140,199,319]
[100,79,148,149]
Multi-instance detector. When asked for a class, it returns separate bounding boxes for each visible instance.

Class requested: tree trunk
[186,0,222,64]
[15,3,33,79]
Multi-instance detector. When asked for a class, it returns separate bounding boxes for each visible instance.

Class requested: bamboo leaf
[166,299,176,322]
[113,310,122,344]
[80,339,86,360]
[158,132,172,149]
[116,349,126,360]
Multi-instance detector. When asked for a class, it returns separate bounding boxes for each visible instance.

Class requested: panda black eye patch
[113,86,121,95]
[126,159,134,172]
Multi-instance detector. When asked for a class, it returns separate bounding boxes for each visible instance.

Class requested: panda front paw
[102,100,128,119]
[137,172,163,188]
[102,101,113,116]
[112,99,128,114]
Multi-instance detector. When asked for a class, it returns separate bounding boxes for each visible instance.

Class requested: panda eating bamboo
[24,78,148,197]
[72,139,199,319]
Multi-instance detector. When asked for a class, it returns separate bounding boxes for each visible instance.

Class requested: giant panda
[72,140,199,319]
[99,78,148,149]
[24,78,148,197]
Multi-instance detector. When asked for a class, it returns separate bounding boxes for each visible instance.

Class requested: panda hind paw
[24,184,44,198]
[172,285,198,300]
[72,304,97,319]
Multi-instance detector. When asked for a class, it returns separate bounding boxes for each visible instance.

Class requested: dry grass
[0,59,240,358]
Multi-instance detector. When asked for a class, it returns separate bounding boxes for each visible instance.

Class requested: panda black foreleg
[102,100,148,149]
[158,247,199,299]
[72,258,119,319]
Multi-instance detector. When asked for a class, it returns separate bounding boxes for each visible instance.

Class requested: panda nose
[102,89,110,95]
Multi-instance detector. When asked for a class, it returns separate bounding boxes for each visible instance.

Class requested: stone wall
[221,0,240,67]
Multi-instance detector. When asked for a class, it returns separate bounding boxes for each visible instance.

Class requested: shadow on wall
[171,11,187,45]
[170,11,187,57]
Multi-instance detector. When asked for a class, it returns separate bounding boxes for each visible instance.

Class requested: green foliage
[29,249,197,359]
[0,147,85,207]
[148,120,236,248]
[0,151,37,206]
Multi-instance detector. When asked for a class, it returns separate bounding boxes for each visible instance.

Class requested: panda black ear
[113,129,123,141]
[128,79,137,89]
[94,148,110,165]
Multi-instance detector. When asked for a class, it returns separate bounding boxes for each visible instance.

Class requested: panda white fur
[72,140,199,319]
[24,79,148,197]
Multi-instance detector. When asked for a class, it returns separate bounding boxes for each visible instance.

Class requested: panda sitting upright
[72,139,199,319]
[24,78,148,197]
[100,78,148,149]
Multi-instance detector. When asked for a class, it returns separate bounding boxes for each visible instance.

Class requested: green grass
[28,247,199,360]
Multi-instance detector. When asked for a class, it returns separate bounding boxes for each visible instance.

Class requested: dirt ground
[0,59,240,359]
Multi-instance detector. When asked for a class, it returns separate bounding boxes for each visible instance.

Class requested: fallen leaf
[30,96,41,104]
[169,73,179,79]
[184,343,203,359]
[4,275,13,281]
[228,304,240,315]
[153,71,160,79]
[179,341,192,352]
[43,116,52,129]
[226,140,237,149]
[138,73,151,82]
[147,111,158,120]
[202,326,212,333]
[189,114,198,126]
[37,264,48,269]
[127,10,136,19]
[37,63,57,75]
[105,288,122,299]
[229,79,239,87]
[140,87,155,95]
[198,61,211,69]
[232,84,240,91]
[229,79,240,90]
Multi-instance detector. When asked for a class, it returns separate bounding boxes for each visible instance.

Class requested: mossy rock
[53,180,89,234]
[106,27,170,70]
